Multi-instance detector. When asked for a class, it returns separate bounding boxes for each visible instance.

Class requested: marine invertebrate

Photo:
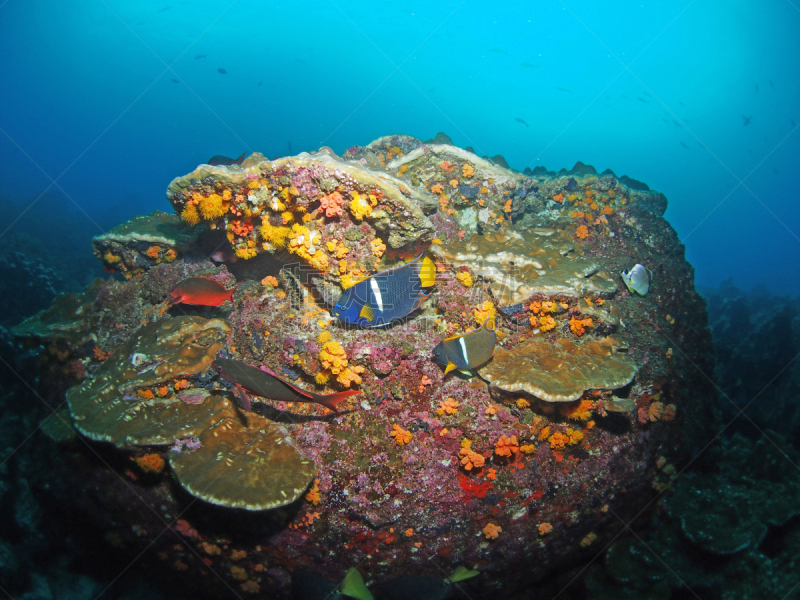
[459,441,485,471]
[349,191,374,220]
[561,398,593,421]
[181,203,200,225]
[462,164,475,178]
[430,228,616,305]
[198,193,227,220]
[437,397,459,416]
[319,191,344,217]
[569,317,593,336]
[133,453,166,474]
[457,271,473,287]
[390,424,412,446]
[262,275,278,287]
[482,522,502,539]
[552,193,565,203]
[431,183,444,194]
[575,225,589,240]
[259,221,291,250]
[539,315,556,332]
[494,434,519,458]
[169,413,317,510]
[539,522,553,536]
[482,337,638,403]
[319,341,348,374]
[370,237,386,257]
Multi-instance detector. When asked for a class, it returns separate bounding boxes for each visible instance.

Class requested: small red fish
[169,277,237,307]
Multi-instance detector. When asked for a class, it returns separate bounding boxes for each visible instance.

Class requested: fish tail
[227,284,240,303]
[315,390,361,414]
[235,152,246,164]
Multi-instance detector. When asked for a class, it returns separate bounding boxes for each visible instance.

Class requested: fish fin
[419,256,436,288]
[227,284,240,303]
[235,152,246,164]
[234,384,252,412]
[340,568,374,600]
[447,565,480,583]
[315,390,361,415]
[359,304,375,322]
[444,362,458,375]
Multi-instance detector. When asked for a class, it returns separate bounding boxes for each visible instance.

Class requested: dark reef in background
[703,279,800,445]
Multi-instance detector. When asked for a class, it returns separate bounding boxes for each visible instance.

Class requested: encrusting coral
[482,336,637,402]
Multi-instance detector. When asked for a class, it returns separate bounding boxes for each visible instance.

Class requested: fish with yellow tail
[331,253,436,327]
[433,315,497,376]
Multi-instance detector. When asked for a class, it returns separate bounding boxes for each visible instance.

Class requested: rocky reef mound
[8,135,716,599]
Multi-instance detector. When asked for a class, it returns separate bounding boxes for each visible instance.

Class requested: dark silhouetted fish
[742,115,752,126]
[556,86,573,93]
[661,118,669,123]
[171,78,179,83]
[489,48,508,54]
[680,142,689,149]
[208,152,246,166]
[621,94,629,99]
[679,101,685,105]
[159,6,170,11]
[755,84,759,92]
[769,80,774,89]
[258,80,263,86]
[515,118,529,127]
[791,118,796,127]
[672,119,682,128]
[636,97,649,103]
[195,54,207,60]
[520,62,538,68]
[217,67,227,74]
[287,140,293,155]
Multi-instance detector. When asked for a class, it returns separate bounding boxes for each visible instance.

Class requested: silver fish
[621,264,653,296]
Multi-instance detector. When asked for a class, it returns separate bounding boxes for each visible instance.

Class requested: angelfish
[212,358,360,414]
[331,254,436,327]
[620,264,653,296]
[433,315,497,375]
[169,277,237,307]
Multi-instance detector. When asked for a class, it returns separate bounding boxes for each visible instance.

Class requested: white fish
[621,264,653,296]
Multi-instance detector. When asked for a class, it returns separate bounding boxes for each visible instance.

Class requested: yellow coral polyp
[235,247,258,260]
[309,250,329,270]
[457,271,473,287]
[337,365,364,387]
[462,164,474,178]
[370,238,386,258]
[198,194,228,220]
[259,221,291,250]
[320,341,348,374]
[315,371,330,385]
[472,300,496,326]
[181,204,200,226]
[281,211,294,224]
[349,192,373,220]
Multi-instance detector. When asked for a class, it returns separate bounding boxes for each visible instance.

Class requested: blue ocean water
[1,0,798,295]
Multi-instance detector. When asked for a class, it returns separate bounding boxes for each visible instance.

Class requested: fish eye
[215,365,222,373]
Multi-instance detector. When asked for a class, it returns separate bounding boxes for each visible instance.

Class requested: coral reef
[482,337,637,402]
[9,134,718,599]
[587,432,800,598]
[430,227,616,306]
[92,211,197,278]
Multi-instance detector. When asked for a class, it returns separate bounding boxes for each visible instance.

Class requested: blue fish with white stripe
[331,254,436,327]
[433,315,497,375]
